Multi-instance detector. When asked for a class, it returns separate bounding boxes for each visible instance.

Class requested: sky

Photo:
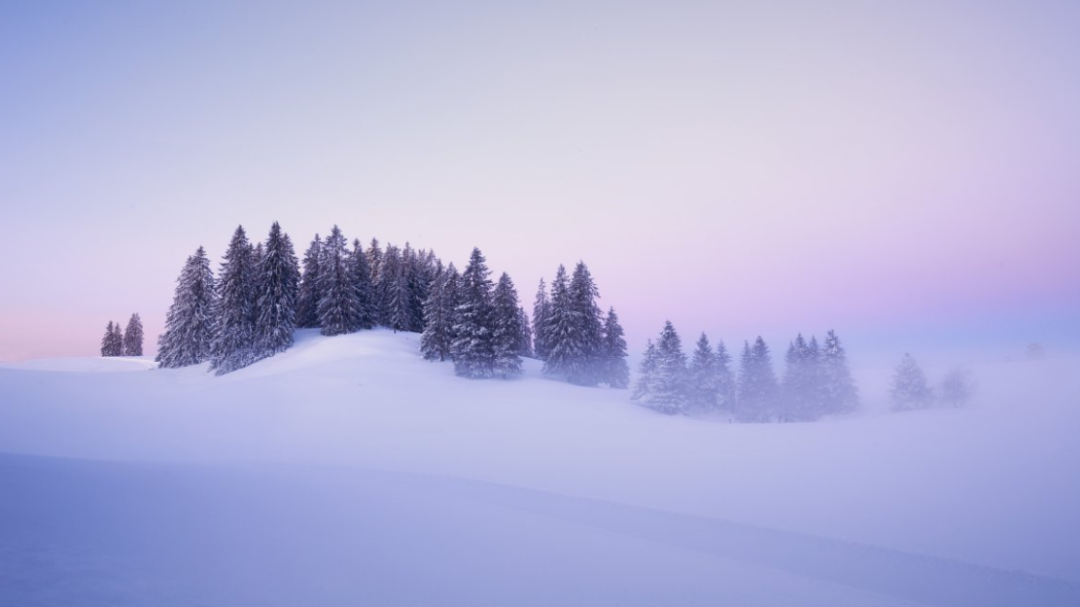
[1,0,1078,367]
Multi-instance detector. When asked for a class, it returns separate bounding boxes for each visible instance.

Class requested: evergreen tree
[890,353,933,411]
[567,261,604,385]
[517,306,534,358]
[532,278,550,361]
[642,321,689,415]
[450,248,496,378]
[252,221,300,359]
[123,313,144,357]
[366,238,383,289]
[349,239,377,330]
[209,225,257,374]
[157,247,216,368]
[295,235,323,328]
[317,226,361,336]
[420,265,454,361]
[404,244,431,333]
[101,321,116,357]
[688,333,720,413]
[111,322,124,356]
[781,333,815,421]
[714,340,736,413]
[600,307,629,388]
[542,265,579,380]
[631,339,659,403]
[820,330,858,414]
[737,337,779,421]
[491,273,524,378]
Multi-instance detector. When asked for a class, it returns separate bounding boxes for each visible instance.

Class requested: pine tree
[295,235,324,328]
[349,239,377,330]
[517,306,534,358]
[450,248,496,378]
[631,340,659,403]
[420,266,454,361]
[532,278,550,361]
[737,337,779,422]
[209,225,257,374]
[123,313,144,357]
[542,265,578,380]
[646,321,689,415]
[890,353,933,411]
[101,321,116,357]
[404,244,432,333]
[491,273,524,378]
[252,221,300,359]
[567,262,604,386]
[781,333,814,421]
[157,247,216,368]
[317,226,361,336]
[714,340,736,413]
[689,333,719,413]
[820,330,858,414]
[600,307,629,388]
[366,238,383,289]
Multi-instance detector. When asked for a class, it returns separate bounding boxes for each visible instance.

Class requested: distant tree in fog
[599,308,629,389]
[123,313,144,357]
[820,330,858,415]
[1026,343,1046,361]
[890,353,934,411]
[737,337,779,422]
[939,367,975,407]
[634,321,688,415]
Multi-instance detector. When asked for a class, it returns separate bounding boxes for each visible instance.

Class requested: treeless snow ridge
[1,329,1078,606]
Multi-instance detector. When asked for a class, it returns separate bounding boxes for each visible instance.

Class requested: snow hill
[1,329,1079,606]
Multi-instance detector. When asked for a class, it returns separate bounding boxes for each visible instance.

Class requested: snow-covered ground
[2,329,1078,606]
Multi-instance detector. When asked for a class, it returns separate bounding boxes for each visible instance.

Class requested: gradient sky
[1,0,1078,367]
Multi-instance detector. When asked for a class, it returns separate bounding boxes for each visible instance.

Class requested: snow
[1,328,1079,605]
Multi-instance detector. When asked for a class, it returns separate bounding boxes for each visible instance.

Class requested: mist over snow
[2,329,1079,606]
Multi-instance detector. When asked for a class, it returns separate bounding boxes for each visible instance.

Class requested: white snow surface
[1,328,1078,606]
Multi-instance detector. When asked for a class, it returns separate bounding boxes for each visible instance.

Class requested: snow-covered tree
[295,234,323,328]
[714,340,736,413]
[737,337,779,422]
[567,262,604,386]
[939,367,975,408]
[631,340,659,403]
[781,333,817,421]
[688,333,720,413]
[317,226,361,336]
[641,321,689,415]
[101,321,119,357]
[157,247,216,368]
[491,273,524,378]
[349,239,377,330]
[517,306,534,358]
[450,248,496,378]
[366,238,383,289]
[820,330,858,415]
[209,225,257,374]
[123,313,144,357]
[600,307,629,388]
[404,244,432,333]
[420,265,455,361]
[542,265,579,381]
[532,278,550,361]
[890,353,933,411]
[252,221,300,359]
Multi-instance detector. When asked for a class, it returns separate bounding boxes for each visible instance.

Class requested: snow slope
[1,329,1078,606]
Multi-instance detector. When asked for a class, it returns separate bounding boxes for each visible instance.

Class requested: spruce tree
[567,262,604,385]
[737,337,779,421]
[420,266,454,361]
[647,321,689,415]
[517,306,534,358]
[890,353,933,411]
[317,226,361,336]
[600,307,629,388]
[366,238,383,289]
[123,313,144,357]
[209,225,257,374]
[157,247,216,368]
[689,333,719,413]
[295,235,324,328]
[821,330,858,414]
[491,273,524,378]
[542,265,578,380]
[532,278,550,361]
[714,340,736,413]
[252,221,300,359]
[101,321,116,357]
[349,239,377,330]
[450,248,496,378]
[404,244,431,333]
[781,334,813,421]
[631,340,659,403]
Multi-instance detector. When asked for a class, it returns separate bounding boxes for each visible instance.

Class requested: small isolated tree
[490,273,524,378]
[939,367,975,408]
[890,353,934,411]
[600,308,630,388]
[157,247,216,368]
[123,313,144,356]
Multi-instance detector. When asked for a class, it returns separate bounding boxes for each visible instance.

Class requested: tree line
[631,322,858,422]
[99,314,144,357]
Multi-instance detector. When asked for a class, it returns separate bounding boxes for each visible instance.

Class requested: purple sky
[1,1,1078,366]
